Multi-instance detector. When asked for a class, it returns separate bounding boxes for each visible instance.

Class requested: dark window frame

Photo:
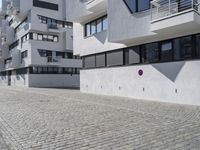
[82,33,200,69]
[84,15,107,37]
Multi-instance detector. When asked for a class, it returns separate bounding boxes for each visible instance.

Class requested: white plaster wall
[10,73,29,87]
[29,74,80,88]
[80,60,200,105]
[0,76,8,86]
[73,23,125,56]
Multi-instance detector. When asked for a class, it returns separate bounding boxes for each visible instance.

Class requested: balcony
[47,23,61,33]
[47,56,60,65]
[150,0,200,33]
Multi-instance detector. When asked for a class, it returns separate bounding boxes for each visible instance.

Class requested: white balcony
[151,0,200,33]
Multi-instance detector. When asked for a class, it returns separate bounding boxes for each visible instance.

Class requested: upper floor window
[85,15,107,37]
[123,0,150,13]
[33,0,58,11]
[38,15,73,29]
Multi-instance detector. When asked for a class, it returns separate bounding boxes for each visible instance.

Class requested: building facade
[0,0,82,88]
[66,0,200,105]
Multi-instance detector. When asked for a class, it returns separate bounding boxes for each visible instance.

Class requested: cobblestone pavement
[0,87,200,150]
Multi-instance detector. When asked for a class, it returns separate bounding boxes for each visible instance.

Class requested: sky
[0,0,1,8]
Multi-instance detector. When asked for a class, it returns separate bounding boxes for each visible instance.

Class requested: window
[84,56,96,68]
[21,50,28,59]
[53,36,58,42]
[107,50,124,66]
[85,24,91,37]
[123,0,150,13]
[160,41,173,62]
[97,19,102,33]
[96,53,106,67]
[38,34,43,40]
[91,21,96,35]
[33,33,37,40]
[84,15,107,37]
[141,43,159,63]
[38,15,73,29]
[9,40,19,50]
[196,35,200,58]
[138,0,150,12]
[33,0,58,11]
[102,16,108,31]
[82,33,200,69]
[125,46,140,65]
[174,36,193,60]
[15,17,28,33]
[43,35,48,41]
[26,33,59,42]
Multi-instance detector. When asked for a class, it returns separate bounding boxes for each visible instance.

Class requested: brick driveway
[0,87,200,150]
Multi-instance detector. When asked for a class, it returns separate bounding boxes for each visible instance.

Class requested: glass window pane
[53,36,58,42]
[84,56,96,68]
[96,53,106,67]
[38,34,43,40]
[86,24,90,36]
[91,21,96,35]
[141,43,159,63]
[161,41,173,62]
[107,50,123,66]
[138,0,150,12]
[97,19,102,33]
[33,33,37,40]
[196,35,200,58]
[124,0,136,13]
[127,46,140,64]
[174,36,193,60]
[102,16,108,31]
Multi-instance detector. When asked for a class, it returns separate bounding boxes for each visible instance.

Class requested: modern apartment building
[0,0,82,88]
[66,0,200,105]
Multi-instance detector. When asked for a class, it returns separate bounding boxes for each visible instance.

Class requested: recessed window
[84,56,96,68]
[196,35,200,58]
[107,50,124,67]
[141,43,159,63]
[102,16,108,31]
[91,21,96,35]
[161,41,173,62]
[97,19,102,33]
[174,36,193,60]
[53,36,58,42]
[123,0,150,13]
[38,34,43,40]
[125,46,140,65]
[84,15,107,37]
[96,53,106,67]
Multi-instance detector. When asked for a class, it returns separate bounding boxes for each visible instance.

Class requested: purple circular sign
[138,70,143,76]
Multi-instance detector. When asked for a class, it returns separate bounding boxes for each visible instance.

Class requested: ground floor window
[82,33,200,69]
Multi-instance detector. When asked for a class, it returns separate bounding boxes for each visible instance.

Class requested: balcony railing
[47,23,58,30]
[47,57,60,63]
[151,0,200,21]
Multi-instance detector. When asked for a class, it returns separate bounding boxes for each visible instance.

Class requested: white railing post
[169,0,171,16]
[192,0,194,9]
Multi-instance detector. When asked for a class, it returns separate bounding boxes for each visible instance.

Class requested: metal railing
[151,0,200,21]
[47,57,59,63]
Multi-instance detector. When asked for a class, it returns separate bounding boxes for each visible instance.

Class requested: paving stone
[0,87,199,149]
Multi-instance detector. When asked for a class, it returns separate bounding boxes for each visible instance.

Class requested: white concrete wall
[10,72,29,87]
[29,74,80,88]
[0,76,8,86]
[73,23,125,56]
[80,60,200,105]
